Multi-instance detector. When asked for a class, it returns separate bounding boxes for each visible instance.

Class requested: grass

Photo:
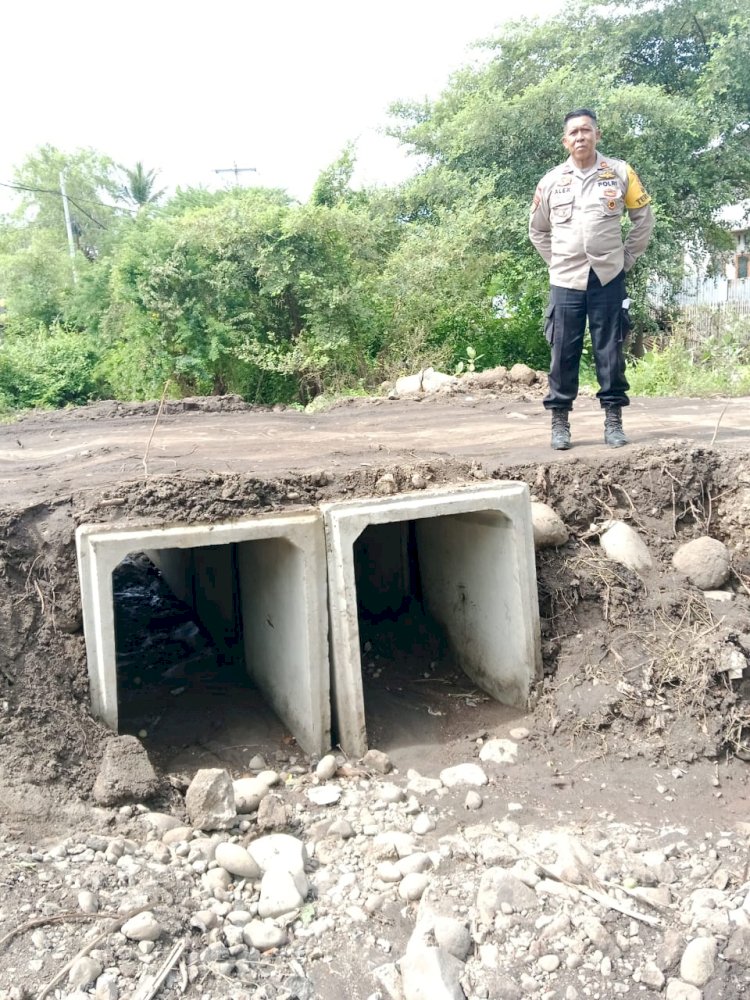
[581,321,750,398]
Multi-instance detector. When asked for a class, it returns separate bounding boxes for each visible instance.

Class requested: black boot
[604,405,628,448]
[550,409,571,450]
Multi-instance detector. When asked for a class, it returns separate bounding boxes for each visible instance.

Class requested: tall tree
[120,162,165,208]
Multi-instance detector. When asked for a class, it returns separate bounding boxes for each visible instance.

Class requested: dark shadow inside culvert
[352,520,518,755]
[112,550,295,774]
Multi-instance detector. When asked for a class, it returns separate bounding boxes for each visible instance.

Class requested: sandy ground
[1,393,748,508]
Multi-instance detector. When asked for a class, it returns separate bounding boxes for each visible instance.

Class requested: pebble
[215,842,261,879]
[315,754,338,780]
[399,872,430,901]
[68,956,103,989]
[363,748,393,774]
[479,739,518,764]
[680,936,717,986]
[258,869,307,918]
[121,911,163,942]
[465,791,483,810]
[307,784,342,806]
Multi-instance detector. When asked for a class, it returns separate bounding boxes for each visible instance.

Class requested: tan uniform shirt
[529,152,654,290]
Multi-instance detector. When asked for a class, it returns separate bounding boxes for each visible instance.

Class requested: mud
[1,394,750,836]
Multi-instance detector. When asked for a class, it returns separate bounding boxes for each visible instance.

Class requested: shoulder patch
[625,164,652,210]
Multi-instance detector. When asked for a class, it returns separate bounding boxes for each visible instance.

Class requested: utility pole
[59,171,78,284]
[214,162,257,185]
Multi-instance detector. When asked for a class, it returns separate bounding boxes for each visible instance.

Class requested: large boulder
[92,735,159,806]
[600,521,653,573]
[185,769,236,830]
[530,502,569,549]
[673,537,731,590]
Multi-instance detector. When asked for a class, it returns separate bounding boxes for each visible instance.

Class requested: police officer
[529,108,654,449]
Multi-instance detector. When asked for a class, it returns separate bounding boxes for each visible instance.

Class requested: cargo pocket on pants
[544,303,555,345]
[619,304,632,344]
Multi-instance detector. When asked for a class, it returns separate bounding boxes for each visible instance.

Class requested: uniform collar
[564,151,606,176]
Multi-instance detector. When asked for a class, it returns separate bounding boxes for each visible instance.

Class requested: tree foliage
[0,0,748,411]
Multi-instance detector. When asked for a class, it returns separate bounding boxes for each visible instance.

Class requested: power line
[0,181,140,224]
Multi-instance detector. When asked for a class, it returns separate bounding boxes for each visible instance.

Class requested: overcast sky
[2,1,563,205]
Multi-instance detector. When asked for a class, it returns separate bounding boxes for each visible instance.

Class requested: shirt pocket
[550,195,574,223]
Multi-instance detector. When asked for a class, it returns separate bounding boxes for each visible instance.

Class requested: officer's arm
[529,183,552,263]
[623,165,654,272]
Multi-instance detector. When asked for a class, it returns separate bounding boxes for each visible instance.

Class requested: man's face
[562,116,601,165]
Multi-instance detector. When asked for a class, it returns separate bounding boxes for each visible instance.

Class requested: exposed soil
[1,388,750,997]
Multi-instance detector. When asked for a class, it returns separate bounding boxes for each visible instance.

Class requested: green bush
[0,325,102,410]
[624,335,750,397]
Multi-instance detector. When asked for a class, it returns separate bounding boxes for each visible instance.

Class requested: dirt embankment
[0,391,749,814]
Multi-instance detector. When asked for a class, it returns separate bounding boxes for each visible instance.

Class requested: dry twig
[132,938,187,1000]
[35,905,149,1000]
[710,402,730,448]
[142,379,172,483]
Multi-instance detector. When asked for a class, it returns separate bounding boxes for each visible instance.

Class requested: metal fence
[648,277,750,347]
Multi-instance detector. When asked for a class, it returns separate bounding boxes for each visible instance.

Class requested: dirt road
[0,393,747,508]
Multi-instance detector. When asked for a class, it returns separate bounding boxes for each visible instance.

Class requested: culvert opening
[113,549,267,771]
[353,518,521,752]
[76,515,330,764]
[323,485,542,758]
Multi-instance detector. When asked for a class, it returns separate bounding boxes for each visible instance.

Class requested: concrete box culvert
[322,483,542,757]
[75,512,330,756]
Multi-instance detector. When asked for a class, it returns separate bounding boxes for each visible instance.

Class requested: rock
[600,520,653,573]
[407,770,443,795]
[379,783,406,804]
[373,963,406,1000]
[724,926,750,966]
[68,956,103,989]
[190,909,219,932]
[374,831,417,859]
[399,873,430,901]
[509,363,537,385]
[215,842,261,880]
[395,368,457,396]
[121,911,163,942]
[95,973,119,1000]
[665,982,702,1000]
[657,929,685,972]
[141,811,182,835]
[479,739,518,765]
[315,754,338,780]
[328,818,355,839]
[412,813,436,835]
[433,917,472,961]
[363,748,393,774]
[257,869,307,918]
[243,919,288,951]
[464,791,483,810]
[78,890,99,914]
[249,834,307,874]
[639,963,666,990]
[202,867,232,893]
[233,776,271,813]
[376,474,397,496]
[185,769,236,830]
[673,537,731,590]
[477,868,538,922]
[256,793,289,831]
[439,764,488,788]
[92,736,159,806]
[530,502,569,549]
[538,954,560,972]
[400,945,466,1000]
[680,936,717,986]
[307,784,342,806]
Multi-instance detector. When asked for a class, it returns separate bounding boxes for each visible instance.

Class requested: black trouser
[543,269,630,411]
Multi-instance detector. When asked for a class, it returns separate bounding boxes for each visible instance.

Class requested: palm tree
[120,162,165,208]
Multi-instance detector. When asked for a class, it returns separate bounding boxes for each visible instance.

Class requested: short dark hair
[564,108,598,126]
